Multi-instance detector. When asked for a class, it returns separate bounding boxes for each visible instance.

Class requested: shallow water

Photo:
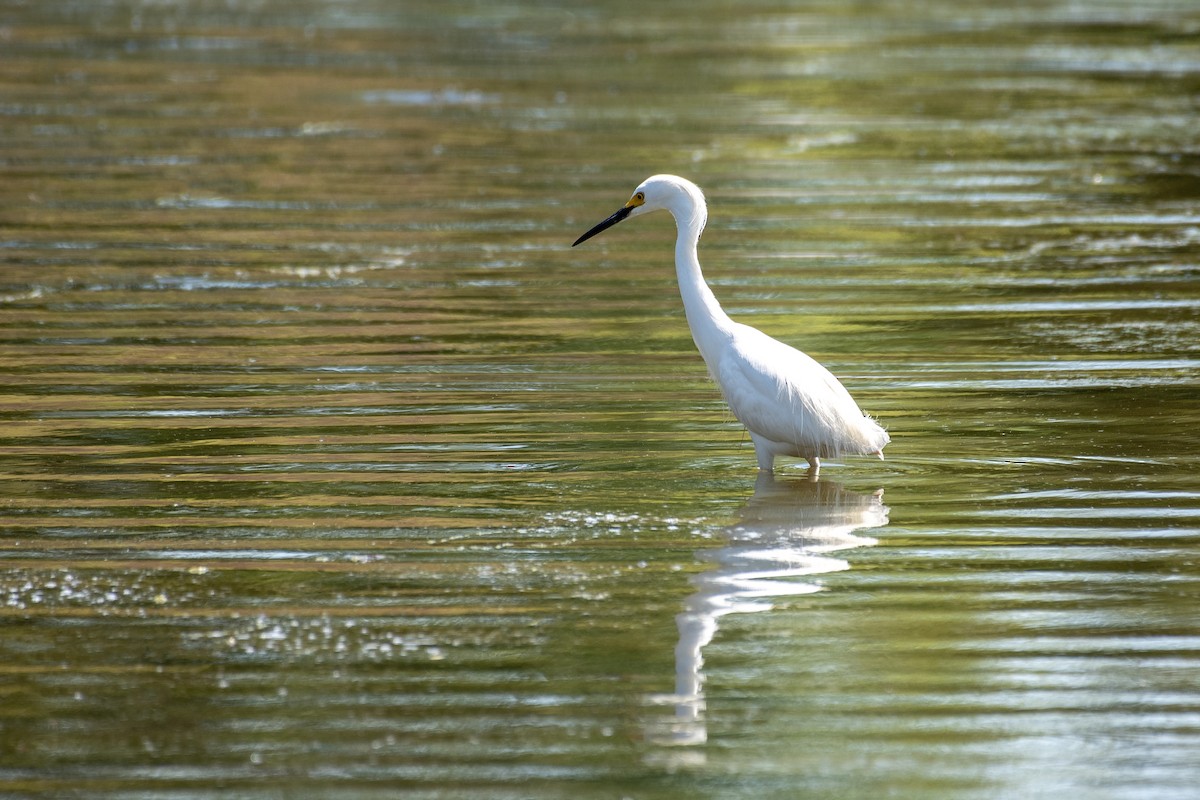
[2,1,1199,797]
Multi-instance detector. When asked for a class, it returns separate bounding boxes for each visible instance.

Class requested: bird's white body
[574,174,888,474]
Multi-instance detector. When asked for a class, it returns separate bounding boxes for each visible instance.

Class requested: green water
[2,1,1199,797]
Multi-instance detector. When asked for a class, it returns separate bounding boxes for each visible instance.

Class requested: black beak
[572,205,633,247]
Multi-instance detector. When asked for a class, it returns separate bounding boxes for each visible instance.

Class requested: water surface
[1,1,1198,797]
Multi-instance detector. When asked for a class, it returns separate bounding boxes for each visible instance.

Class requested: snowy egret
[572,174,889,474]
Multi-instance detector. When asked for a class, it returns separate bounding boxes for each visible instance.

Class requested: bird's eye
[635,192,645,202]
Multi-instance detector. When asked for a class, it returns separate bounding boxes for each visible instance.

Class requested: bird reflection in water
[647,474,889,752]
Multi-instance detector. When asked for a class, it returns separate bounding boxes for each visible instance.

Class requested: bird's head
[572,174,706,247]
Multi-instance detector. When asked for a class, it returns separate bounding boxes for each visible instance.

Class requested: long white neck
[667,189,734,365]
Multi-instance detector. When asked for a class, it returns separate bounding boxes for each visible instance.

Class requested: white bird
[572,174,889,475]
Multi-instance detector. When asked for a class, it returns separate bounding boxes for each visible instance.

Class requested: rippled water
[2,1,1199,797]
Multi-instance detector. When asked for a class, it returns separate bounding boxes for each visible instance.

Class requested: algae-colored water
[2,1,1198,797]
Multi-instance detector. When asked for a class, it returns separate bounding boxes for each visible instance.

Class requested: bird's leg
[753,442,775,475]
[806,456,821,477]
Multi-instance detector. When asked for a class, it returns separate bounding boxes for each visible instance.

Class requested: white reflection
[648,473,889,750]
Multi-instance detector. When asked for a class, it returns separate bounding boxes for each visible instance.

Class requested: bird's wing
[716,324,873,453]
